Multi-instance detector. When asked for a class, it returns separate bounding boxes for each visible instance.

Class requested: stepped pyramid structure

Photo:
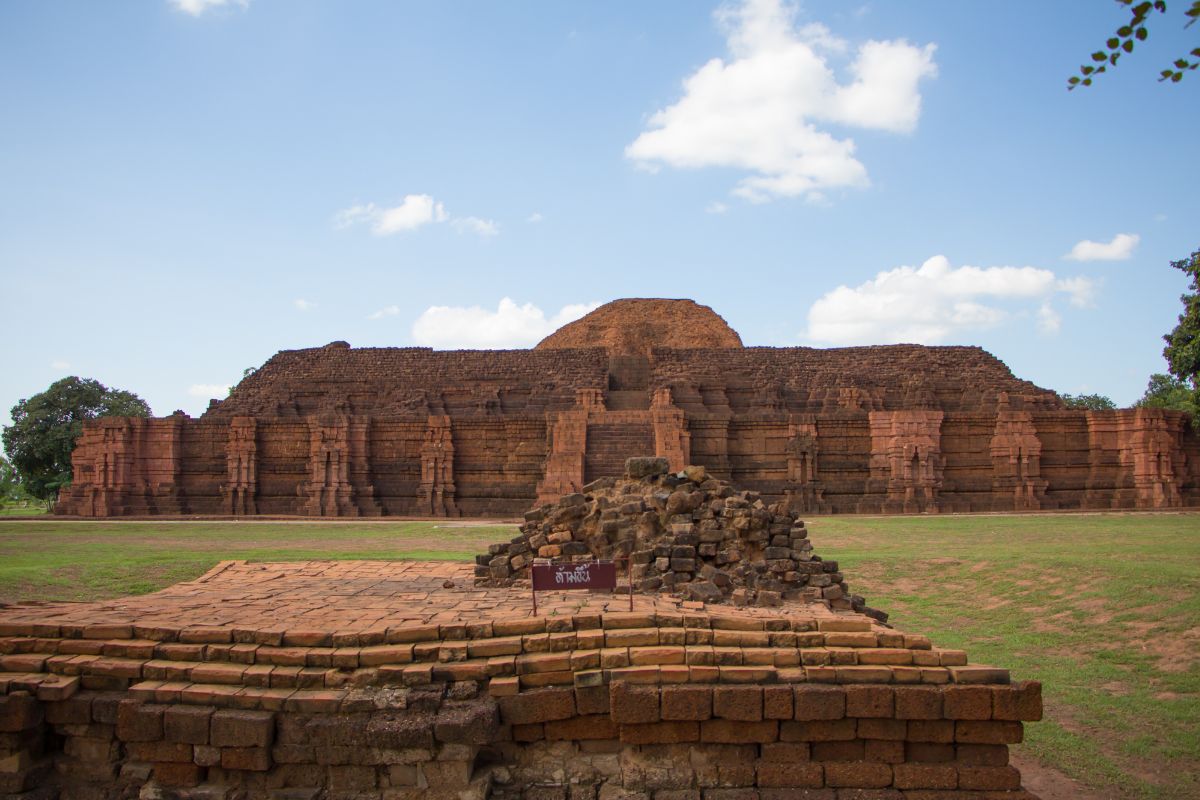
[56,298,1200,517]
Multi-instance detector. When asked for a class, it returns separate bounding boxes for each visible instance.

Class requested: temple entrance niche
[869,410,944,513]
[419,415,459,517]
[784,414,827,513]
[990,401,1047,511]
[222,417,258,515]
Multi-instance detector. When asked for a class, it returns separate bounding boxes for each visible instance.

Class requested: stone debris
[477,457,887,620]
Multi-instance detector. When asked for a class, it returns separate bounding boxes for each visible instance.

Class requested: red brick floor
[0,560,845,634]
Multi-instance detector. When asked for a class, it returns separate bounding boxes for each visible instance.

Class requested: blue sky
[2,0,1198,424]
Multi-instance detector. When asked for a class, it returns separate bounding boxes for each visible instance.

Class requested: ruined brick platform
[0,560,1041,799]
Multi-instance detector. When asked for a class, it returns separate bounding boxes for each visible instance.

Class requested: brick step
[122,680,348,712]
[0,670,79,700]
[4,639,1005,695]
[604,390,650,410]
[1,621,948,663]
[2,609,885,643]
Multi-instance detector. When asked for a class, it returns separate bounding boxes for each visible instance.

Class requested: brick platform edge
[0,611,1042,800]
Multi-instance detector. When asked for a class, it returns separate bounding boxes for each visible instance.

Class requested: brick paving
[0,560,845,635]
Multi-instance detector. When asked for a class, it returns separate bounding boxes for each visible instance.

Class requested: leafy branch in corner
[1069,0,1200,89]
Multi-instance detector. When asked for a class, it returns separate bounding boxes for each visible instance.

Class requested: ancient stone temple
[56,298,1200,517]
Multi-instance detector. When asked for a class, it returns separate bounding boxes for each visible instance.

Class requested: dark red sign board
[531,561,616,591]
[529,560,632,614]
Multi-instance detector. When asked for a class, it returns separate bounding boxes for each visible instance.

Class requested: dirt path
[1012,753,1120,800]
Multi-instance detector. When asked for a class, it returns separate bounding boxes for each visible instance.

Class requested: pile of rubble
[475,457,886,619]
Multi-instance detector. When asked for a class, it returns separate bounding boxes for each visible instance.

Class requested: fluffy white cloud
[294,298,315,311]
[335,194,449,235]
[804,255,1096,345]
[368,305,401,320]
[527,212,544,223]
[335,195,501,238]
[412,298,601,349]
[169,0,247,17]
[50,360,71,370]
[706,201,729,215]
[453,217,500,237]
[188,383,230,398]
[625,0,936,202]
[1064,233,1140,262]
[1037,303,1061,335]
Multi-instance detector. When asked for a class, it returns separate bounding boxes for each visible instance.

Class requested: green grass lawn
[812,513,1200,800]
[0,503,47,516]
[0,512,1196,798]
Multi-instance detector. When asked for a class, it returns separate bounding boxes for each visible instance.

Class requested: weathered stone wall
[0,608,1041,799]
[55,339,1200,517]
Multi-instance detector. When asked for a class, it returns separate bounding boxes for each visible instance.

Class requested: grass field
[0,513,1196,798]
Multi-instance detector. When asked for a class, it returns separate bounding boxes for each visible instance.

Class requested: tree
[2,377,150,505]
[1163,248,1200,384]
[1137,372,1199,414]
[0,456,27,502]
[1069,0,1200,89]
[1061,392,1118,410]
[1152,247,1200,426]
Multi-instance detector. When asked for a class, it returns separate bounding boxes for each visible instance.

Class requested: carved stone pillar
[84,420,135,517]
[419,415,459,517]
[535,389,596,505]
[784,414,826,513]
[302,414,357,517]
[651,387,691,472]
[869,410,944,513]
[222,417,258,516]
[990,408,1046,511]
[1119,408,1185,508]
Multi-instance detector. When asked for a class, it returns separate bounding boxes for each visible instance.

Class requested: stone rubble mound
[475,457,887,619]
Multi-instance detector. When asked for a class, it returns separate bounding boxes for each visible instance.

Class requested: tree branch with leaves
[1069,0,1200,89]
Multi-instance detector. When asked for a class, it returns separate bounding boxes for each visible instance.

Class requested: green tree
[1069,0,1200,89]
[1137,373,1199,414]
[2,377,150,505]
[1152,247,1200,426]
[1163,248,1200,383]
[0,456,26,501]
[1061,392,1118,410]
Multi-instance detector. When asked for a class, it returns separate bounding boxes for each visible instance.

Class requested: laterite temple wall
[56,337,1200,518]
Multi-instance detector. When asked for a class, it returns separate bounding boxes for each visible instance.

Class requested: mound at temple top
[206,323,1059,419]
[535,298,744,355]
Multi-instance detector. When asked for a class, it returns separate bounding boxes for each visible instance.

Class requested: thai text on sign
[531,561,616,591]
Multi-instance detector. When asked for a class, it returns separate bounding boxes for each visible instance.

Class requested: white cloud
[334,194,449,235]
[453,216,500,237]
[1037,303,1061,335]
[527,212,544,223]
[368,305,401,320]
[412,298,602,349]
[1064,233,1140,262]
[294,298,315,311]
[803,255,1096,345]
[625,0,936,202]
[50,360,71,371]
[706,201,729,214]
[169,0,247,17]
[188,383,231,398]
